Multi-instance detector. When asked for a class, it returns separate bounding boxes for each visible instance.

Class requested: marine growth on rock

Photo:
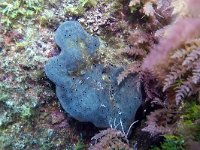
[45,21,142,132]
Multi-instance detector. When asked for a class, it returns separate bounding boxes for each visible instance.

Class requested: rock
[185,140,200,150]
[51,112,65,124]
[45,21,142,132]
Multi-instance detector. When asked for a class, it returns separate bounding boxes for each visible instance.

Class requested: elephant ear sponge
[45,21,142,132]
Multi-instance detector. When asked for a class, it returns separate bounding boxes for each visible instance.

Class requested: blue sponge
[45,21,142,132]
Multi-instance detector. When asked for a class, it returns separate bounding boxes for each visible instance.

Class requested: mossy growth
[179,101,200,141]
[0,83,9,103]
[151,135,184,150]
[20,104,34,120]
[79,0,97,8]
[152,100,200,150]
[182,101,200,122]
[0,0,44,28]
[129,3,141,13]
[74,139,87,150]
[64,0,97,16]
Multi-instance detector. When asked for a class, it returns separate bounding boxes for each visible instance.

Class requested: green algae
[151,101,200,150]
[151,135,184,150]
[74,139,88,150]
[0,0,44,28]
[179,101,200,141]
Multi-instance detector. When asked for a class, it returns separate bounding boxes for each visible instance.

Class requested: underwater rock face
[45,21,142,132]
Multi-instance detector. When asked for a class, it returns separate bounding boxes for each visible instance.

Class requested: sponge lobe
[45,21,142,131]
